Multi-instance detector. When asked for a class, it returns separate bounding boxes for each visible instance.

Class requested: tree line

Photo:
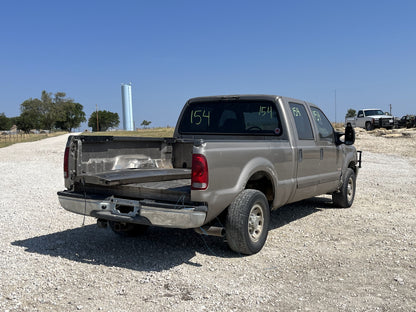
[0,90,120,132]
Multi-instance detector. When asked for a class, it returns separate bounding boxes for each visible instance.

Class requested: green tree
[19,98,44,130]
[8,116,19,127]
[345,109,356,118]
[88,110,120,132]
[40,90,57,130]
[0,113,12,130]
[18,90,86,131]
[140,120,152,128]
[55,102,86,132]
[16,111,38,133]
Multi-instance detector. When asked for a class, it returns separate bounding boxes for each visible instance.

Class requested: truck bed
[66,135,194,203]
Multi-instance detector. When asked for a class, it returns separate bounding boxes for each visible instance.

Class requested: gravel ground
[1,131,415,311]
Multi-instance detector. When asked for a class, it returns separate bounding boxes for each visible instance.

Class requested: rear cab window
[178,100,285,138]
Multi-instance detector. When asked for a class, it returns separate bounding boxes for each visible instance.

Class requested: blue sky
[1,0,415,129]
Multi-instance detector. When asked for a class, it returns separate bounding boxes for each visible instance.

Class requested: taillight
[191,154,208,190]
[64,147,70,178]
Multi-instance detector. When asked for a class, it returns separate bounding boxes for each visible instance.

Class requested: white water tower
[121,83,134,131]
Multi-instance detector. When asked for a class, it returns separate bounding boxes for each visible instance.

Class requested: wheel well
[245,171,274,205]
[348,161,357,174]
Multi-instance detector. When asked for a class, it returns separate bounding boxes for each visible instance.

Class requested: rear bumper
[57,191,207,229]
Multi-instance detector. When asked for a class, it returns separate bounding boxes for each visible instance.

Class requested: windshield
[178,100,283,136]
[365,110,384,116]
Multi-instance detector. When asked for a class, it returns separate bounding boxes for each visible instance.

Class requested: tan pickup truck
[58,95,361,254]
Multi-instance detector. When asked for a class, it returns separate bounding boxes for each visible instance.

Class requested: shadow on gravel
[11,224,232,271]
[270,196,334,230]
[12,197,334,270]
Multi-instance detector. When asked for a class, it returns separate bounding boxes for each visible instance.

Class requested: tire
[332,168,356,208]
[365,122,373,131]
[225,189,270,255]
[109,221,148,237]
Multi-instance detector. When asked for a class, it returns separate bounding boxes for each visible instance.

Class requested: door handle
[299,149,303,162]
[320,148,324,160]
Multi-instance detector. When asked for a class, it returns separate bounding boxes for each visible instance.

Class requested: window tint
[310,106,334,142]
[178,100,283,136]
[364,109,384,116]
[289,103,314,140]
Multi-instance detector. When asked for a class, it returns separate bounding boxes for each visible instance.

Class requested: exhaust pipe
[195,226,225,237]
[97,219,108,228]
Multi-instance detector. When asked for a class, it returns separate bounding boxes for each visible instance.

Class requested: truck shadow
[12,225,212,272]
[269,196,334,229]
[12,197,334,270]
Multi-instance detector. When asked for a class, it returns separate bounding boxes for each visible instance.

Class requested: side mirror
[344,124,355,145]
[335,124,355,145]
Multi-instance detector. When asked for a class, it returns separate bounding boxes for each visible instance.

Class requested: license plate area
[101,196,141,217]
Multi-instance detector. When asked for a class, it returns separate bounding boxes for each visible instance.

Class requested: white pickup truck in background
[345,109,395,131]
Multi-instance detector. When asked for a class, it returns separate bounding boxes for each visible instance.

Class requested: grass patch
[83,127,175,138]
[0,132,67,148]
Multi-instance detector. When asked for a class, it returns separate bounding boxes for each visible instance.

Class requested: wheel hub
[347,177,354,202]
[248,204,264,242]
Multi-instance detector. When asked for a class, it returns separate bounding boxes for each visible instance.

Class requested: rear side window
[178,100,283,136]
[289,103,314,140]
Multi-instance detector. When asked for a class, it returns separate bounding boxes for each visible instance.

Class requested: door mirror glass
[344,124,355,145]
[335,124,356,145]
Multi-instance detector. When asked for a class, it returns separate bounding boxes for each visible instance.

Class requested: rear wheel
[226,189,270,255]
[109,221,148,237]
[332,168,356,208]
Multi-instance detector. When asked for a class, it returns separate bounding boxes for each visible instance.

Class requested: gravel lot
[1,131,415,311]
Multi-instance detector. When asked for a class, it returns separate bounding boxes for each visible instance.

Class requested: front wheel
[365,122,373,131]
[332,168,356,208]
[226,189,270,255]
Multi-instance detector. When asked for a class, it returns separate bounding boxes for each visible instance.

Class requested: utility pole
[389,104,392,115]
[334,89,337,123]
[96,104,99,132]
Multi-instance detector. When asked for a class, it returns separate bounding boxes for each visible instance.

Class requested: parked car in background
[345,109,395,130]
[398,115,416,128]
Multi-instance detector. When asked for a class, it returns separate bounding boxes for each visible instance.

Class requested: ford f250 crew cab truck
[58,95,361,254]
[345,108,395,130]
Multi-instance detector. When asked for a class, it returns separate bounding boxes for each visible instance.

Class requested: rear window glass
[178,100,283,136]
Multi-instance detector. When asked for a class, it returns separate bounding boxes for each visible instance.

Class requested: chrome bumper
[57,191,207,229]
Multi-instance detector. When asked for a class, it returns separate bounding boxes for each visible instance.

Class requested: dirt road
[1,132,415,311]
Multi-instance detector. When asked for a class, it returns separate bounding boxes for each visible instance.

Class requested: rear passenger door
[289,102,321,201]
[310,106,342,193]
